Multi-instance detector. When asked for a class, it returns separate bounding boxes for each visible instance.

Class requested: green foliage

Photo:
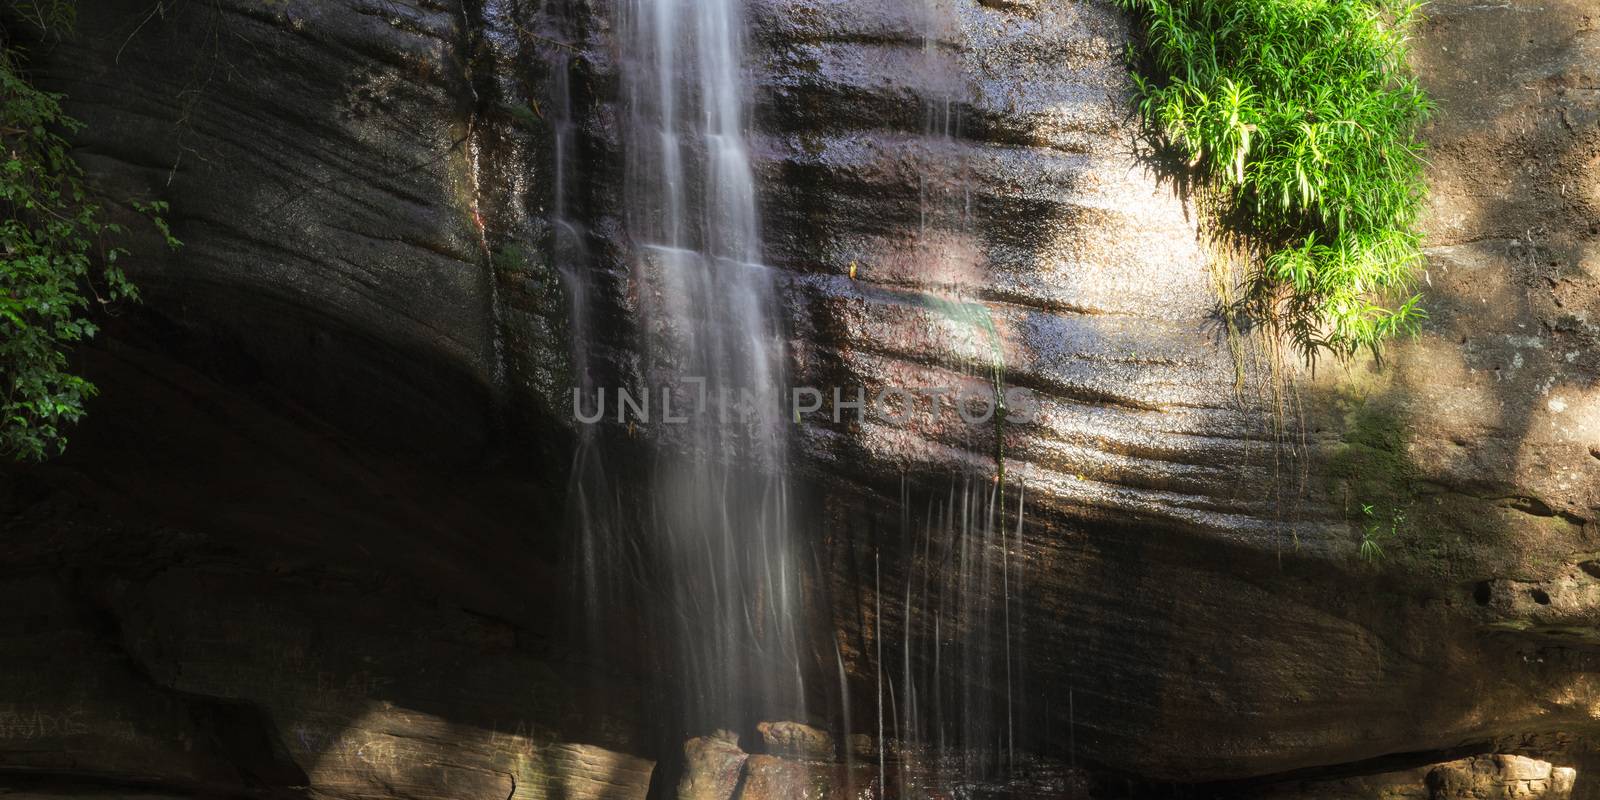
[1116,0,1434,362]
[1329,401,1416,562]
[1,9,178,460]
[1358,502,1404,562]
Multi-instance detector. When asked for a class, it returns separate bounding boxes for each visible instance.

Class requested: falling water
[563,0,806,736]
[848,1,1040,791]
[558,0,1041,784]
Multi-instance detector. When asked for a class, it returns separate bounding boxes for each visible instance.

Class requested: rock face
[2,0,1598,797]
[0,344,653,798]
[2,5,631,797]
[21,0,573,461]
[606,0,1596,785]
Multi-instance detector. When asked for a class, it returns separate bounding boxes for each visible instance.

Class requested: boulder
[758,721,836,760]
[680,731,751,800]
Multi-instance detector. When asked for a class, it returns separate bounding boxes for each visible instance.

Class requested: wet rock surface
[0,0,1597,797]
[678,727,1096,800]
[724,0,1597,785]
[757,722,836,761]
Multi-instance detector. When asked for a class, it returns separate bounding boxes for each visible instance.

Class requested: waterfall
[624,0,806,732]
[564,0,806,736]
[556,0,1029,778]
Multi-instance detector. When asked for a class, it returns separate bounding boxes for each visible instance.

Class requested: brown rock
[679,731,750,800]
[1552,766,1577,797]
[1426,755,1566,799]
[847,734,876,759]
[737,755,814,800]
[1493,753,1553,782]
[737,755,877,800]
[757,721,836,760]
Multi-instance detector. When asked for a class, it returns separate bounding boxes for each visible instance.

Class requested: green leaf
[0,28,181,460]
